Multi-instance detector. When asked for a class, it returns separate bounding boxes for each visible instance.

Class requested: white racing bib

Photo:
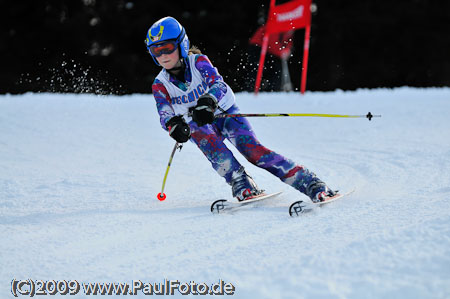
[155,54,235,123]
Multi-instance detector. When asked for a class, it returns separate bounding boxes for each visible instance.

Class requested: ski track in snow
[1,88,450,298]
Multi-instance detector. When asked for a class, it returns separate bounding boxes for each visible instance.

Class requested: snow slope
[1,88,450,298]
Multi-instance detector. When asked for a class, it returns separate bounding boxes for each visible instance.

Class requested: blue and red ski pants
[188,105,320,195]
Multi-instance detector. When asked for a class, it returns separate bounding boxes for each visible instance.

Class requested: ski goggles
[149,40,178,57]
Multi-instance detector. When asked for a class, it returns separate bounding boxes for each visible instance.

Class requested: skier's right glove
[166,115,191,143]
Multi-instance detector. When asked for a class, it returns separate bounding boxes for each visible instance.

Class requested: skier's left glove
[192,94,218,127]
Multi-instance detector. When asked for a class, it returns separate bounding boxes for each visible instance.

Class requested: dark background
[1,0,449,94]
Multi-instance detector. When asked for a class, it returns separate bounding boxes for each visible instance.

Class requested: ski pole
[215,112,380,121]
[157,142,182,201]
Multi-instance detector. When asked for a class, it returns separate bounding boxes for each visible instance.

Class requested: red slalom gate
[253,0,312,94]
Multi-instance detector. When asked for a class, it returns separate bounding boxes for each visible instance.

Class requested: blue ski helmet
[145,17,190,66]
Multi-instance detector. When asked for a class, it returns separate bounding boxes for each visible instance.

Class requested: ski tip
[289,200,307,217]
[157,192,166,201]
[211,199,228,214]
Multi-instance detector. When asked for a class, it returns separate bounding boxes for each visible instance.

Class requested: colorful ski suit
[152,54,322,196]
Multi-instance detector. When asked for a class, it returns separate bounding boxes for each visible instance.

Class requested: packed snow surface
[1,88,450,298]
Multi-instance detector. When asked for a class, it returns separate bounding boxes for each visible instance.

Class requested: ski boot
[306,178,336,203]
[230,167,263,201]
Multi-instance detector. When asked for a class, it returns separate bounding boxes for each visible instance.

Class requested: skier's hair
[188,45,202,55]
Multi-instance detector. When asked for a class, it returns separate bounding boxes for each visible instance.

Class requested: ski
[211,191,283,214]
[289,190,355,217]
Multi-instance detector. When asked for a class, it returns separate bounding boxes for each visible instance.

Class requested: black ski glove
[166,115,191,143]
[192,94,218,127]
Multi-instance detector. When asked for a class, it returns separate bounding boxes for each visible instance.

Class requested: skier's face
[156,48,181,70]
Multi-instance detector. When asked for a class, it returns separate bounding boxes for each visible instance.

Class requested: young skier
[146,16,335,202]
